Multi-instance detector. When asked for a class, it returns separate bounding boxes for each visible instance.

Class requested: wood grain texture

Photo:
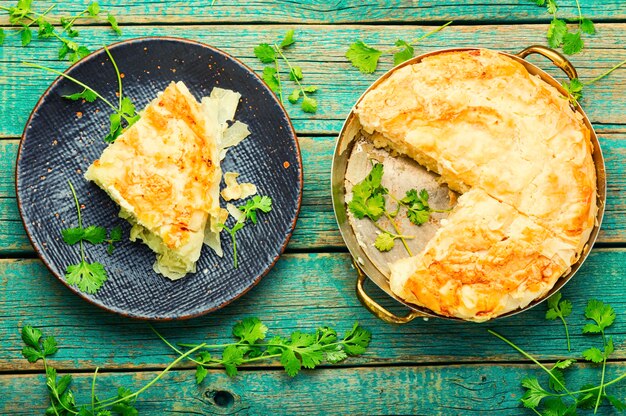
[1,249,626,371]
[1,24,626,137]
[0,0,624,24]
[1,129,624,254]
[1,363,625,415]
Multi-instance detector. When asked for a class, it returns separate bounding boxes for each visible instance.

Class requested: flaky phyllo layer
[85,82,250,280]
[354,50,598,321]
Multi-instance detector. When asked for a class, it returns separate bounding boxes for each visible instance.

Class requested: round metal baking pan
[331,45,607,323]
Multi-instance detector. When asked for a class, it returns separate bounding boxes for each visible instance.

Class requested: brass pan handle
[354,260,426,324]
[516,45,578,80]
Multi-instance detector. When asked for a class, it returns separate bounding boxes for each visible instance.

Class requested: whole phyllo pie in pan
[353,49,597,321]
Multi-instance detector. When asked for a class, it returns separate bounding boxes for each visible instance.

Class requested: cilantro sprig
[561,58,626,104]
[348,163,450,254]
[221,195,273,268]
[157,318,371,380]
[530,0,594,55]
[490,296,626,414]
[24,46,140,143]
[0,0,121,62]
[546,292,573,351]
[63,180,109,294]
[20,325,206,415]
[20,320,369,413]
[254,29,319,113]
[346,21,452,74]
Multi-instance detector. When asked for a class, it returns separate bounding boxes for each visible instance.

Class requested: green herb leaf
[342,322,371,356]
[37,19,55,39]
[580,18,595,35]
[542,397,577,416]
[106,226,123,254]
[232,317,268,344]
[240,195,273,224]
[280,29,295,48]
[301,96,317,113]
[195,365,208,385]
[82,225,107,244]
[63,88,98,103]
[222,345,245,377]
[348,163,387,221]
[577,384,599,409]
[22,346,43,363]
[346,40,382,74]
[289,66,303,81]
[303,86,318,93]
[562,78,584,103]
[401,188,431,225]
[65,261,108,294]
[393,39,414,66]
[88,2,101,17]
[583,299,616,333]
[547,18,568,48]
[0,28,5,45]
[42,336,59,356]
[20,27,32,46]
[21,325,43,349]
[606,394,626,411]
[562,31,584,55]
[107,13,121,35]
[288,89,300,104]
[374,232,395,252]
[520,377,550,409]
[262,66,280,93]
[280,348,301,376]
[254,43,276,64]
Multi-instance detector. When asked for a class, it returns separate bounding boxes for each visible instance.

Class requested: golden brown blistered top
[355,49,598,321]
[86,82,220,258]
[389,189,576,322]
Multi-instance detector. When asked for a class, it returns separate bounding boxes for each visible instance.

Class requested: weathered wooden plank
[1,249,626,371]
[1,363,624,415]
[0,0,624,24]
[1,130,625,254]
[1,24,626,137]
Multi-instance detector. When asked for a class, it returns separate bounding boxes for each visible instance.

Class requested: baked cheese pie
[85,82,222,280]
[354,49,597,321]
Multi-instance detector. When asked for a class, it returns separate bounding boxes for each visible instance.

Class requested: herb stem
[23,62,118,111]
[63,9,89,31]
[382,21,453,54]
[151,327,207,366]
[95,343,207,409]
[274,43,308,99]
[574,0,583,24]
[273,50,284,103]
[67,180,86,261]
[385,212,413,256]
[488,330,575,398]
[370,220,414,240]
[91,367,99,413]
[560,314,571,352]
[584,58,626,86]
[104,45,123,110]
[594,330,608,413]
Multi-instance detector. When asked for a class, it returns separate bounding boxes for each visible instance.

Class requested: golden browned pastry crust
[85,81,221,278]
[389,189,575,322]
[354,49,598,320]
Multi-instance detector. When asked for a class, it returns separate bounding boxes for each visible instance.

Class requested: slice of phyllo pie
[85,81,222,280]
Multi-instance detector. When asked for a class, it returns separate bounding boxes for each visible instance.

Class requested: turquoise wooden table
[1,1,626,414]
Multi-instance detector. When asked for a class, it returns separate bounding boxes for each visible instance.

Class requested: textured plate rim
[16,36,303,321]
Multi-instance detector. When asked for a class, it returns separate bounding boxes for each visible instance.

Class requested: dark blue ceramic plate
[16,37,302,320]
